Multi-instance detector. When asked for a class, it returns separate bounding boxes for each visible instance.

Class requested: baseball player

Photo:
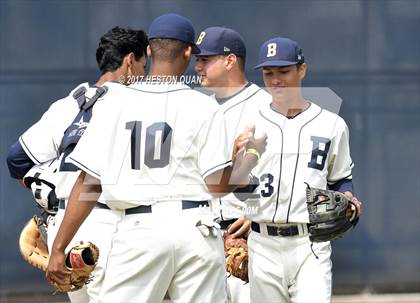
[194,26,271,303]
[6,26,148,302]
[46,13,266,303]
[243,36,363,303]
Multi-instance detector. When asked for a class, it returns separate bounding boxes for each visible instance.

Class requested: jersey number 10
[126,121,173,170]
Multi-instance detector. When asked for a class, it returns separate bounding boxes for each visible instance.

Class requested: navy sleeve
[328,178,353,193]
[6,141,35,179]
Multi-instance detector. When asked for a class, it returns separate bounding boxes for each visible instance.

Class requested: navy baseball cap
[148,13,200,54]
[254,37,304,69]
[195,27,246,59]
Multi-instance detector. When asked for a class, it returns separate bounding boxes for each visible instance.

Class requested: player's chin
[199,76,210,87]
[267,86,286,97]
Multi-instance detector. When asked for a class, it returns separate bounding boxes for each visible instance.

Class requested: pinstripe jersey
[212,82,271,220]
[246,101,354,224]
[69,82,232,210]
[19,83,105,200]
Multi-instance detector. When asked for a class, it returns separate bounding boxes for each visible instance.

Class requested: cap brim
[191,44,201,54]
[194,49,221,56]
[254,60,298,69]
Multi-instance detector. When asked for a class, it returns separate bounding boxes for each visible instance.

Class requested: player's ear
[147,45,152,57]
[125,52,136,76]
[225,54,237,71]
[298,63,307,80]
[183,45,192,61]
[127,52,136,65]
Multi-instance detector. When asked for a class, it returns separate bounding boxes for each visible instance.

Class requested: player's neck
[271,95,309,117]
[148,62,185,79]
[95,71,120,87]
[214,75,248,99]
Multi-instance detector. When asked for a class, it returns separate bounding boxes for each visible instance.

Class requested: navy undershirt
[6,141,35,179]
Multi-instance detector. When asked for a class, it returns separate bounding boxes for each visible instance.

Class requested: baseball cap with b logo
[254,37,304,69]
[195,26,246,59]
[148,13,200,54]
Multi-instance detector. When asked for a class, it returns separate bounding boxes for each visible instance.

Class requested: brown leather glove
[19,216,49,271]
[223,232,249,283]
[19,217,99,292]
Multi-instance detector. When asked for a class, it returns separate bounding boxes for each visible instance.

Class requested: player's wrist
[343,191,354,200]
[244,148,260,161]
[52,242,66,253]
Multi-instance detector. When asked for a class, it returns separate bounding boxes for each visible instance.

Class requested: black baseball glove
[305,183,359,242]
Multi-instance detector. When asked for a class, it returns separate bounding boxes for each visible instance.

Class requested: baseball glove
[223,233,249,283]
[53,241,100,292]
[19,215,49,271]
[305,183,359,242]
[19,217,99,292]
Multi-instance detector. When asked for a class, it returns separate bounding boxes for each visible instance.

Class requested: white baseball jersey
[211,83,271,220]
[19,82,109,200]
[68,82,232,210]
[246,101,353,224]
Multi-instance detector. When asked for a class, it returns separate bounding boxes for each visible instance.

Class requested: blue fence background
[1,0,419,297]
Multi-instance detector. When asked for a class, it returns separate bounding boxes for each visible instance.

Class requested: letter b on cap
[266,43,277,57]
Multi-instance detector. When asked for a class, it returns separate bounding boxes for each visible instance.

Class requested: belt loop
[302,224,308,235]
[259,223,268,237]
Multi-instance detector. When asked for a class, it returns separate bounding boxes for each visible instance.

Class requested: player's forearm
[205,166,235,197]
[230,153,258,186]
[205,154,258,197]
[51,172,101,252]
[17,179,26,188]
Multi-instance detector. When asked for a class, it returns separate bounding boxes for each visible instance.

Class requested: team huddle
[7,13,362,303]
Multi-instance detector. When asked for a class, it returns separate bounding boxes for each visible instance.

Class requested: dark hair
[96,26,148,74]
[149,38,190,62]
